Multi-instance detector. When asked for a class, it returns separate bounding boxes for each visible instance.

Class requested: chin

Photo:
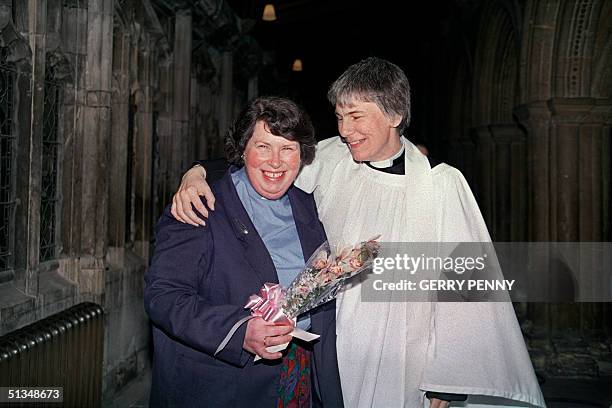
[261,188,288,200]
[264,193,284,200]
[350,152,367,162]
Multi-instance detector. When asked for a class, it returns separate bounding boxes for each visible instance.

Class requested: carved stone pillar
[489,125,527,242]
[515,101,552,241]
[109,29,131,249]
[81,0,112,258]
[170,9,191,185]
[514,101,554,340]
[517,98,612,348]
[154,57,172,213]
[59,0,113,299]
[547,98,611,351]
[548,98,611,242]
[133,34,156,259]
[21,0,47,295]
[4,1,34,288]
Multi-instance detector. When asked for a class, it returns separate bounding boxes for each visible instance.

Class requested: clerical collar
[366,143,405,169]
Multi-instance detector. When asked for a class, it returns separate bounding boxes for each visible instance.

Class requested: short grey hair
[327,57,411,134]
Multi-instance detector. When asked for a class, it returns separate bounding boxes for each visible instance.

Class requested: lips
[262,170,286,181]
[347,139,366,148]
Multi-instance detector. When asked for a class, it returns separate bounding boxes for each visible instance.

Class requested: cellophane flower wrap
[281,235,381,319]
[221,236,381,360]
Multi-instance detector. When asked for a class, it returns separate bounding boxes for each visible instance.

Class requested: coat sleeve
[144,208,251,367]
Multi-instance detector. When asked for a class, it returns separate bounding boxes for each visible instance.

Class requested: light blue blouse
[231,168,310,329]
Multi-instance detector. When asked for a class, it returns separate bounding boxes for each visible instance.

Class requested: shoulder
[290,185,318,209]
[431,162,466,184]
[315,136,350,159]
[156,205,212,241]
[296,136,350,192]
[430,163,479,205]
[290,184,312,199]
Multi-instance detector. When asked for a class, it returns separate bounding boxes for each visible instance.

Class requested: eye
[282,145,297,151]
[336,116,343,122]
[256,144,270,149]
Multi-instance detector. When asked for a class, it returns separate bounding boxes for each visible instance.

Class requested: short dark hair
[327,57,411,134]
[225,96,316,167]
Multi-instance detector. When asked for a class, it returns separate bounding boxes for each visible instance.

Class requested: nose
[339,119,354,137]
[268,149,281,168]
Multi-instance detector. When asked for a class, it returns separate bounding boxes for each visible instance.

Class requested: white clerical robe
[295,136,546,408]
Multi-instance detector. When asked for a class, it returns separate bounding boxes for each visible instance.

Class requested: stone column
[547,98,609,242]
[133,34,156,259]
[6,0,33,285]
[60,0,113,299]
[518,98,612,337]
[59,2,86,258]
[109,29,131,249]
[21,0,47,295]
[170,9,191,185]
[548,99,611,334]
[154,58,172,211]
[489,124,527,242]
[515,101,553,241]
[514,101,554,340]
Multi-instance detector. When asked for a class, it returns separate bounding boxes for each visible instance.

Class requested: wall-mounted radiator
[0,302,104,407]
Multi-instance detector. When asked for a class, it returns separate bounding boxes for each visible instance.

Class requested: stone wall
[0,0,261,398]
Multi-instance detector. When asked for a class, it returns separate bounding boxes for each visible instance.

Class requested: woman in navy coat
[145,97,341,407]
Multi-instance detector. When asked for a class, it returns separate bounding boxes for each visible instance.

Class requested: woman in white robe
[295,135,546,408]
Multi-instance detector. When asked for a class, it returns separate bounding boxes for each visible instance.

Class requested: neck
[369,138,404,168]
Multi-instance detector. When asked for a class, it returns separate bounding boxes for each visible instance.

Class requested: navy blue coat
[145,168,342,407]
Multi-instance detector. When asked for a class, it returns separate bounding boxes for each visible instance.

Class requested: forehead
[335,98,382,115]
[249,121,297,144]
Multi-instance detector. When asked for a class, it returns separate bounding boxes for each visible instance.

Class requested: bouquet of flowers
[281,236,381,318]
[242,236,381,358]
[215,236,381,359]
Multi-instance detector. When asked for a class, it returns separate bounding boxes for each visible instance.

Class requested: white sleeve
[295,136,347,194]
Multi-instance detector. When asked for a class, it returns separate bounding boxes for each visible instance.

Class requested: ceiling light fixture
[262,4,277,21]
[292,59,303,72]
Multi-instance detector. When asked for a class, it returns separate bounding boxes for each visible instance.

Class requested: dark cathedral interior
[0,0,611,406]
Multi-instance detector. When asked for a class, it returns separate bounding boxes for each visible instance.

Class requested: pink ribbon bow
[244,282,292,325]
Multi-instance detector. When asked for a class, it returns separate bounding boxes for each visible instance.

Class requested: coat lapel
[216,168,324,284]
[288,186,324,263]
[216,169,278,285]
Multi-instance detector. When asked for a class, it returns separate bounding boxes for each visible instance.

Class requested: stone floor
[104,369,612,407]
[103,369,151,408]
[541,376,612,407]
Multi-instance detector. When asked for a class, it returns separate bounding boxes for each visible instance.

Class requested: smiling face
[243,121,301,200]
[335,99,402,162]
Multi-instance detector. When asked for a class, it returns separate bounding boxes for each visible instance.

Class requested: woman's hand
[171,165,215,226]
[243,318,294,360]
